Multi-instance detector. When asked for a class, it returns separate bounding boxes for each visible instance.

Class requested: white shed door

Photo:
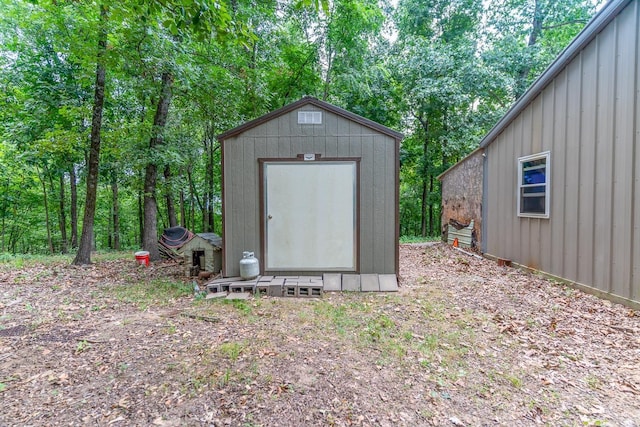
[264,161,356,271]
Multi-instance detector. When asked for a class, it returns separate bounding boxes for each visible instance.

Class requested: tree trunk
[428,173,434,236]
[59,173,68,253]
[37,167,54,255]
[420,180,427,237]
[515,0,544,99]
[179,189,186,227]
[138,187,143,247]
[322,47,334,101]
[69,165,78,248]
[203,125,216,233]
[73,5,108,265]
[164,165,178,228]
[418,116,429,238]
[187,166,204,230]
[143,71,174,261]
[111,171,120,250]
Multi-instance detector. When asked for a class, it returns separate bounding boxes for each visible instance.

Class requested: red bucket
[134,251,150,267]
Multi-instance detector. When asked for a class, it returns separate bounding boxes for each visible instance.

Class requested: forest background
[0,0,604,262]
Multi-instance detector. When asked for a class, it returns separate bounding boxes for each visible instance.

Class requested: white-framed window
[297,111,322,124]
[517,151,550,218]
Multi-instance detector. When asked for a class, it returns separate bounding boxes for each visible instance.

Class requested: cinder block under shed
[341,275,361,292]
[360,274,380,292]
[378,274,399,292]
[204,274,398,299]
[322,274,342,292]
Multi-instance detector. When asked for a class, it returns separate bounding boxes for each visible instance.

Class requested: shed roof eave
[217,96,403,142]
[479,0,631,150]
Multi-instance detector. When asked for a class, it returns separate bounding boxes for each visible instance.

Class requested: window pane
[521,195,545,214]
[522,165,546,185]
[523,185,545,195]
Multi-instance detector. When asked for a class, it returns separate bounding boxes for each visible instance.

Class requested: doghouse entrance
[192,250,205,272]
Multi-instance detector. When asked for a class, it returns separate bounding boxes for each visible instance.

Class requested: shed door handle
[268,214,273,219]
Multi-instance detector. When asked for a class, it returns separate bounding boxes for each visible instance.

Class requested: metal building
[218,97,402,278]
[441,0,640,307]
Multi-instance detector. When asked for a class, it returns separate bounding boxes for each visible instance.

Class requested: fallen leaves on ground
[0,245,639,426]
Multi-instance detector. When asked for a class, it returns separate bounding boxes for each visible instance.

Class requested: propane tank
[239,251,259,280]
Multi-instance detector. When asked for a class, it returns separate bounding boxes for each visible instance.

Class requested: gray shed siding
[484,0,640,304]
[222,103,398,277]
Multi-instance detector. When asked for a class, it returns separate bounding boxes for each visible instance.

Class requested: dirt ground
[1,244,639,426]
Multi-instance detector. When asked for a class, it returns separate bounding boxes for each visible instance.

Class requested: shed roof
[217,96,403,141]
[478,0,629,150]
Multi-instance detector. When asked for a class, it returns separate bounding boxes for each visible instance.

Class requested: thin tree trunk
[143,71,174,261]
[187,166,204,229]
[207,141,216,233]
[138,187,143,247]
[164,165,178,228]
[419,116,429,238]
[428,174,434,236]
[73,4,108,265]
[111,171,120,250]
[179,189,186,227]
[420,180,427,237]
[37,168,54,254]
[59,173,68,253]
[69,165,78,248]
[203,128,212,232]
[322,48,334,101]
[515,0,544,99]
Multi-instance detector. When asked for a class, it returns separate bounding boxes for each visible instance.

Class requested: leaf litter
[0,244,638,426]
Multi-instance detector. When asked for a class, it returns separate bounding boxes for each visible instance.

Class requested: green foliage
[0,0,603,252]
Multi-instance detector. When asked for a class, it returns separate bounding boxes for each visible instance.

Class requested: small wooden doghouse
[218,97,402,277]
[181,233,222,277]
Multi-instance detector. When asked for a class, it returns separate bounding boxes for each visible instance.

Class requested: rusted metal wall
[440,149,484,249]
[221,100,400,277]
[484,0,640,306]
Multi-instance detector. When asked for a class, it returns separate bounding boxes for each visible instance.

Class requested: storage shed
[218,97,402,278]
[441,0,640,308]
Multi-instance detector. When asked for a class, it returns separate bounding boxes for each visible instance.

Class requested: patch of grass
[585,374,601,390]
[313,302,359,335]
[75,340,91,354]
[217,342,246,362]
[222,299,253,315]
[0,253,73,267]
[399,235,440,243]
[419,334,440,352]
[91,251,132,262]
[106,278,191,308]
[361,314,395,343]
[504,373,523,388]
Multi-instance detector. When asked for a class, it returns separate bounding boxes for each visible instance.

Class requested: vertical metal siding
[485,2,639,305]
[507,121,519,262]
[360,134,374,273]
[222,106,398,276]
[594,22,616,292]
[633,1,640,302]
[551,75,567,277]
[611,6,636,299]
[577,41,597,287]
[563,63,580,282]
